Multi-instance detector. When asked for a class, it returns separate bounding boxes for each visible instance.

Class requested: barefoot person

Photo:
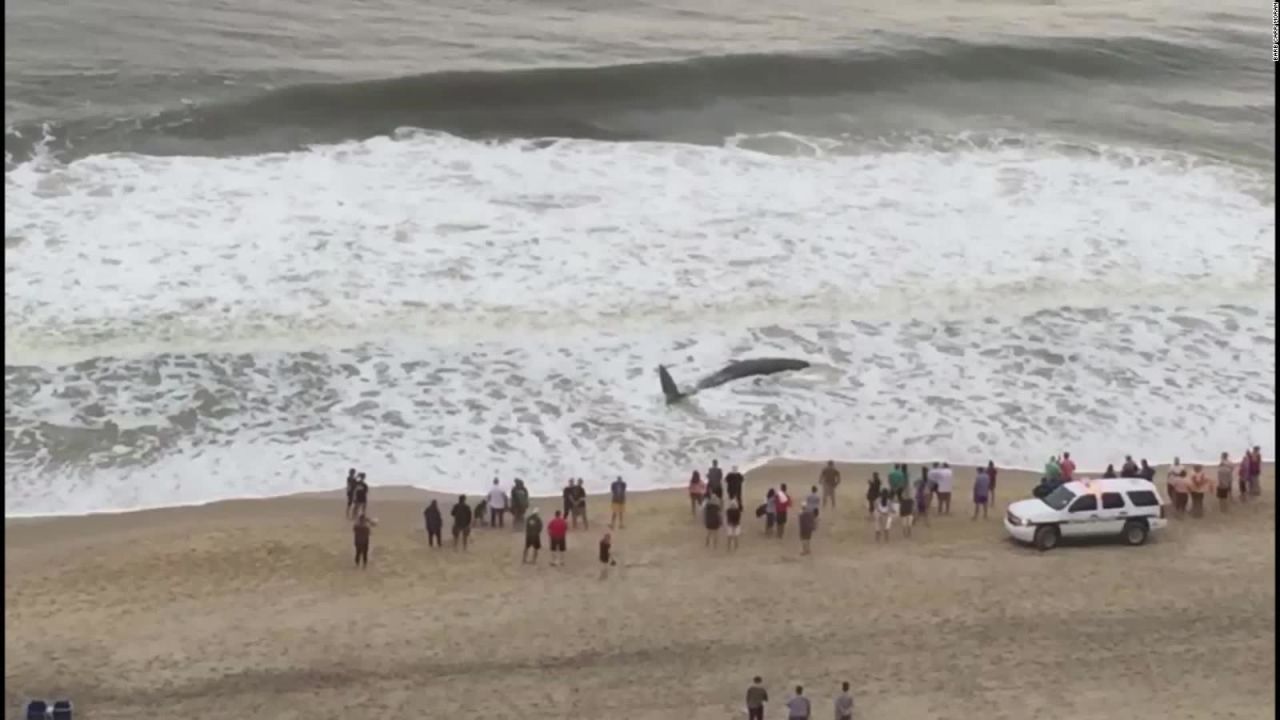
[510,479,529,529]
[344,468,358,518]
[1167,458,1189,516]
[451,495,473,551]
[798,503,816,555]
[486,478,507,529]
[913,473,930,527]
[688,471,706,518]
[774,484,792,538]
[571,478,589,530]
[706,460,725,500]
[704,493,723,549]
[972,466,991,520]
[725,499,743,551]
[1217,452,1235,512]
[423,499,443,548]
[547,510,569,567]
[873,489,894,543]
[609,475,627,529]
[898,486,915,538]
[1189,464,1210,518]
[865,473,882,518]
[523,507,543,564]
[819,460,841,508]
[725,465,746,507]
[352,473,369,517]
[352,513,376,569]
[598,531,615,579]
[986,460,998,503]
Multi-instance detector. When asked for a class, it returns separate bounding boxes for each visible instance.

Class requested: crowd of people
[341,447,1267,568]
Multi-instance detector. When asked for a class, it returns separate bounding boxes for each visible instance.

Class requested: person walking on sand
[798,502,817,555]
[451,494,473,551]
[510,479,530,529]
[706,460,725,500]
[609,475,627,529]
[865,473,882,519]
[786,685,812,720]
[704,492,723,548]
[745,677,769,720]
[345,468,358,518]
[547,510,569,566]
[898,483,915,538]
[486,477,507,528]
[1217,452,1235,511]
[763,488,778,535]
[352,513,376,568]
[820,460,842,508]
[571,478,589,529]
[352,473,369,517]
[972,466,991,520]
[986,460,998,504]
[805,485,821,520]
[874,489,894,543]
[688,471,706,518]
[523,507,543,564]
[834,682,854,720]
[598,531,615,579]
[423,499,443,548]
[725,498,743,551]
[774,484,792,538]
[1189,464,1210,518]
[725,465,746,507]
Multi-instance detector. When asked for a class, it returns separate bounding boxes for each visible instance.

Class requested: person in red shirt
[547,510,569,567]
[774,483,792,538]
[1060,452,1077,482]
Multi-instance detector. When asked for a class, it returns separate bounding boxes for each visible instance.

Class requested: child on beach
[972,467,991,520]
[873,489,895,543]
[704,493,723,548]
[1189,464,1210,517]
[725,499,742,551]
[1217,452,1235,511]
[774,484,791,538]
[865,473,882,518]
[913,475,930,527]
[763,488,777,534]
[352,473,369,517]
[689,471,706,518]
[547,510,568,566]
[798,504,816,555]
[352,513,377,568]
[598,532,615,579]
[898,487,914,538]
[523,507,543,564]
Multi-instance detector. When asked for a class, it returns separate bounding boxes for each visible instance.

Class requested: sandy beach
[5,461,1275,719]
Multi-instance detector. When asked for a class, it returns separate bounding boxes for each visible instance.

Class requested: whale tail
[657,364,685,403]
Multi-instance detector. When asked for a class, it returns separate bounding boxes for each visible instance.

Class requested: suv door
[1097,492,1129,535]
[1064,494,1101,537]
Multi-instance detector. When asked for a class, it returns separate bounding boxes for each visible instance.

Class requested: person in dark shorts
[745,677,769,720]
[725,465,745,506]
[866,473,882,518]
[763,488,777,534]
[798,504,816,555]
[352,473,369,517]
[986,460,998,503]
[774,484,791,538]
[899,487,915,538]
[819,461,841,508]
[510,479,529,530]
[598,531,615,579]
[570,479,589,530]
[563,479,575,517]
[451,495,473,551]
[725,499,743,551]
[345,468,358,518]
[706,460,724,500]
[704,493,723,548]
[1217,452,1235,512]
[352,513,376,568]
[473,497,488,528]
[423,499,443,548]
[548,510,568,566]
[523,507,543,564]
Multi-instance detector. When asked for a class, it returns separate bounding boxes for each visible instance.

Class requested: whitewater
[4,127,1274,516]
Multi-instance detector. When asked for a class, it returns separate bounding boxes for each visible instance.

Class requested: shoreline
[6,452,1273,521]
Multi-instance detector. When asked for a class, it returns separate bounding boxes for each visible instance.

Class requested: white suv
[1004,477,1168,551]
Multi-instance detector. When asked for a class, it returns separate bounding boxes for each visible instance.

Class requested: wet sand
[5,461,1275,719]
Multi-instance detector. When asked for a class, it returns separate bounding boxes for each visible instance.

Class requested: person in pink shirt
[1060,452,1077,482]
[688,471,706,518]
[774,484,792,538]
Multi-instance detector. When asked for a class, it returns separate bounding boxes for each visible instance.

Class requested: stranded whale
[657,358,811,403]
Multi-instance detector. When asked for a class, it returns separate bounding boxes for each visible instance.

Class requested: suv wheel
[1123,520,1149,546]
[1033,525,1060,552]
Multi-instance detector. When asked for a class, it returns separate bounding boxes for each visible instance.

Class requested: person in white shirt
[933,462,955,515]
[486,478,508,528]
[873,489,895,543]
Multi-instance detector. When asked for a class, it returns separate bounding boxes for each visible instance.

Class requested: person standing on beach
[819,460,841,508]
[547,510,568,566]
[785,685,812,720]
[774,484,792,538]
[350,473,370,516]
[688,471,706,518]
[451,494,473,551]
[834,682,854,720]
[865,473,882,518]
[798,502,816,555]
[986,460,998,504]
[510,479,530,529]
[598,531,614,579]
[1217,452,1235,511]
[725,499,743,551]
[913,473,930,527]
[874,489,894,543]
[1189,464,1210,518]
[486,478,507,528]
[898,484,915,537]
[706,460,725,500]
[1238,448,1251,501]
[726,465,745,507]
[1248,445,1263,497]
[1167,458,1189,516]
[763,488,778,535]
[805,485,821,519]
[423,500,443,548]
[352,513,376,568]
[1060,451,1077,482]
[704,492,723,548]
[563,479,575,518]
[935,463,955,515]
[523,507,543,564]
[345,468,358,518]
[571,478,589,530]
[609,475,627,529]
[888,463,908,501]
[745,677,769,720]
[972,466,991,520]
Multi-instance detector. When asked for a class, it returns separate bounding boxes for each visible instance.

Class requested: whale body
[657,358,811,403]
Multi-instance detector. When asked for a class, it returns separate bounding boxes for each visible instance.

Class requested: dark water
[5,0,1275,165]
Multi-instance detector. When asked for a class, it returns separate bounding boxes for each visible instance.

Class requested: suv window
[1126,490,1159,507]
[1101,492,1125,510]
[1068,495,1097,513]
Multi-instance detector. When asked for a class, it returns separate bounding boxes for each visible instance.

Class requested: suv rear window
[1126,490,1159,507]
[1101,492,1125,510]
[1068,495,1097,512]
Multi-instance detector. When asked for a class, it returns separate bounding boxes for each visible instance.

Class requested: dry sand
[5,461,1275,719]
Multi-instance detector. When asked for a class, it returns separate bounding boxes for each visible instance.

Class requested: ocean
[4,0,1275,515]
